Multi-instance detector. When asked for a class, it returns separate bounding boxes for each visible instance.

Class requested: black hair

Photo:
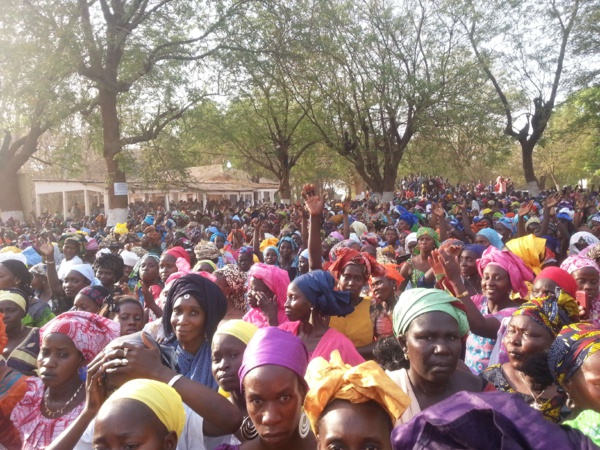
[94,253,125,282]
[100,295,143,318]
[2,288,31,312]
[373,336,409,371]
[0,260,34,299]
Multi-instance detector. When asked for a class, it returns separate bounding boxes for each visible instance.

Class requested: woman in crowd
[213,265,248,323]
[277,236,299,281]
[262,246,279,266]
[481,293,578,422]
[73,285,111,315]
[162,273,227,389]
[0,289,40,376]
[99,295,145,336]
[160,246,191,284]
[304,350,409,450]
[384,288,494,424]
[506,234,548,276]
[128,253,164,319]
[93,252,124,291]
[244,263,290,328]
[561,254,600,327]
[458,244,485,297]
[214,327,315,450]
[11,311,119,449]
[30,263,54,307]
[475,228,505,250]
[370,265,404,340]
[399,227,439,290]
[280,270,364,365]
[56,233,87,280]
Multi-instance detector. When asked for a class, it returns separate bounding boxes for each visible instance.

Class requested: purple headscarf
[238,327,309,392]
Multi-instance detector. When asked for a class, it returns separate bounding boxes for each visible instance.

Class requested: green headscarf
[393,288,469,337]
[413,227,440,254]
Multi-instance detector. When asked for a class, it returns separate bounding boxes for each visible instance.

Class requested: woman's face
[170,295,206,347]
[264,249,278,265]
[298,256,309,275]
[63,271,90,299]
[215,236,225,250]
[284,283,312,322]
[459,250,479,278]
[198,262,216,273]
[292,234,302,248]
[406,241,417,255]
[339,264,367,300]
[503,315,553,371]
[417,235,435,254]
[244,365,306,447]
[401,311,461,385]
[212,334,246,393]
[159,254,178,283]
[385,229,398,245]
[63,242,79,260]
[371,276,395,303]
[317,400,393,450]
[398,220,411,232]
[96,267,116,288]
[573,267,600,304]
[566,351,600,412]
[37,332,83,388]
[248,277,274,309]
[494,223,510,240]
[531,277,559,299]
[117,302,144,336]
[140,257,159,283]
[279,241,293,260]
[481,264,511,301]
[321,241,332,260]
[0,264,19,289]
[122,265,134,281]
[73,293,101,314]
[31,273,45,291]
[474,235,491,248]
[0,300,26,333]
[398,232,408,249]
[237,253,253,272]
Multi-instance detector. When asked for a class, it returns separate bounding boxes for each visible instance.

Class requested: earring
[240,415,257,440]
[78,366,87,381]
[403,353,409,361]
[566,394,576,410]
[298,410,311,439]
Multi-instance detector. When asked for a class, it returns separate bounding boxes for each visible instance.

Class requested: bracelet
[45,261,55,265]
[456,290,469,298]
[168,374,184,387]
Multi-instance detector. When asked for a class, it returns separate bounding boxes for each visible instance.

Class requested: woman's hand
[427,250,445,276]
[342,196,351,215]
[84,353,109,415]
[518,201,534,218]
[302,184,328,217]
[36,241,55,259]
[255,291,278,320]
[431,202,445,217]
[433,249,462,282]
[544,192,562,210]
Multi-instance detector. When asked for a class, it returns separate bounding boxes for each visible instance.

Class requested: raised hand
[517,201,534,218]
[544,192,562,209]
[302,184,328,217]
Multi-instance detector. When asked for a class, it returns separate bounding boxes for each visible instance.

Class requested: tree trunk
[382,165,398,202]
[279,169,291,205]
[521,142,540,196]
[99,89,128,225]
[0,168,25,222]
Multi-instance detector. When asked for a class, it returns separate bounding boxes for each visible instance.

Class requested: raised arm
[516,201,534,237]
[303,184,327,271]
[539,193,561,237]
[37,242,64,296]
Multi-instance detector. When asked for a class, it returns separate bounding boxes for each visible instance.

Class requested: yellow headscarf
[304,350,410,434]
[215,319,258,345]
[0,290,27,312]
[105,379,185,438]
[506,234,547,275]
[259,237,279,252]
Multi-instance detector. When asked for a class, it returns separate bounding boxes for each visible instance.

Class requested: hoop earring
[566,394,576,410]
[298,410,311,439]
[241,415,257,440]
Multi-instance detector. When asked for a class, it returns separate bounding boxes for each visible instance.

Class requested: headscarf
[414,227,440,254]
[381,264,404,290]
[548,323,600,388]
[238,327,309,392]
[58,233,88,256]
[214,319,258,345]
[328,239,357,263]
[214,264,248,311]
[262,245,279,259]
[327,247,385,281]
[536,266,579,298]
[277,236,298,252]
[0,260,32,287]
[304,350,410,434]
[245,263,290,327]
[405,232,417,247]
[85,238,99,251]
[194,242,220,261]
[463,244,486,258]
[102,379,185,438]
[69,264,100,285]
[511,291,579,338]
[0,289,27,312]
[506,235,547,275]
[29,262,47,276]
[560,254,600,275]
[77,285,111,308]
[162,273,227,343]
[40,311,120,364]
[477,246,534,298]
[568,232,600,256]
[525,216,541,230]
[194,260,217,272]
[439,239,466,253]
[476,228,504,250]
[293,270,354,317]
[259,237,280,252]
[360,232,380,247]
[393,288,469,337]
[350,221,367,238]
[496,217,516,236]
[165,246,191,265]
[209,231,228,243]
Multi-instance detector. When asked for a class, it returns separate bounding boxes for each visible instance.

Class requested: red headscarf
[535,266,578,299]
[166,246,191,265]
[328,247,386,281]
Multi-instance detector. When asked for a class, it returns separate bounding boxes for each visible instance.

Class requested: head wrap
[329,239,357,262]
[569,232,600,256]
[194,242,220,261]
[560,254,600,275]
[414,227,440,254]
[512,291,579,338]
[102,379,185,438]
[85,238,99,251]
[209,231,227,243]
[439,239,466,253]
[476,228,504,250]
[77,285,111,308]
[120,250,140,267]
[0,289,27,312]
[165,246,191,265]
[327,247,385,281]
[304,350,411,434]
[350,221,367,238]
[214,319,258,345]
[293,270,353,317]
[239,327,309,392]
[40,311,120,364]
[300,249,309,260]
[68,264,100,286]
[262,245,279,259]
[506,235,547,275]
[496,217,516,236]
[195,259,218,272]
[323,236,341,249]
[277,236,298,252]
[259,237,280,252]
[381,264,404,290]
[29,262,47,276]
[548,323,600,388]
[525,216,541,230]
[463,244,486,258]
[536,266,578,298]
[477,246,534,298]
[58,233,88,256]
[405,232,417,247]
[247,263,290,322]
[360,232,380,247]
[162,273,227,343]
[393,288,469,337]
[214,264,248,311]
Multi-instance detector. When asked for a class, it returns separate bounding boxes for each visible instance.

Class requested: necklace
[518,371,545,410]
[461,276,481,295]
[43,383,84,418]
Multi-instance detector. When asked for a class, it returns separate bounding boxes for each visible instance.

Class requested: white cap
[120,250,140,267]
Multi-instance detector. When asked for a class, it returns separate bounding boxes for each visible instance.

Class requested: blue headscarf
[210,231,227,243]
[395,205,419,228]
[464,244,486,258]
[496,217,516,236]
[293,270,354,317]
[278,236,298,251]
[263,246,279,258]
[476,228,504,250]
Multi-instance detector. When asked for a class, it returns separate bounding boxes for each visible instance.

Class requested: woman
[370,264,404,340]
[11,311,119,449]
[56,233,86,280]
[404,232,418,255]
[0,312,28,449]
[399,227,439,290]
[383,226,402,254]
[100,295,145,336]
[0,289,40,375]
[93,253,124,291]
[475,228,504,250]
[73,285,111,314]
[30,263,53,305]
[385,288,493,424]
[304,350,410,450]
[297,249,310,276]
[458,244,485,297]
[506,234,547,276]
[213,265,248,322]
[280,270,364,365]
[568,232,600,256]
[160,246,191,284]
[277,236,299,281]
[128,254,163,319]
[561,254,600,326]
[244,263,290,328]
[481,293,578,422]
[92,378,184,450]
[194,241,224,269]
[225,229,245,262]
[214,327,315,450]
[262,246,279,266]
[162,273,227,389]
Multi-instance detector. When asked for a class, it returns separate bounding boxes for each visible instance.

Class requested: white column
[203,193,207,211]
[164,193,170,210]
[62,191,68,219]
[103,191,109,215]
[83,189,90,216]
[36,193,41,217]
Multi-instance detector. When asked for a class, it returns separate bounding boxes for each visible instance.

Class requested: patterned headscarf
[215,264,248,311]
[77,286,111,308]
[277,236,298,252]
[568,232,600,256]
[360,232,380,247]
[329,239,357,263]
[439,239,466,253]
[560,254,600,275]
[511,291,579,338]
[548,323,600,388]
[327,247,386,281]
[477,246,534,298]
[194,242,220,261]
[58,233,88,256]
[415,227,440,252]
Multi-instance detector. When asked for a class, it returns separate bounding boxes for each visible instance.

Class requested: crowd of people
[2,176,600,449]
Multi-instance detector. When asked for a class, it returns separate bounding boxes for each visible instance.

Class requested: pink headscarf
[477,246,534,298]
[244,263,290,328]
[40,311,120,364]
[560,254,600,275]
[165,246,191,265]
